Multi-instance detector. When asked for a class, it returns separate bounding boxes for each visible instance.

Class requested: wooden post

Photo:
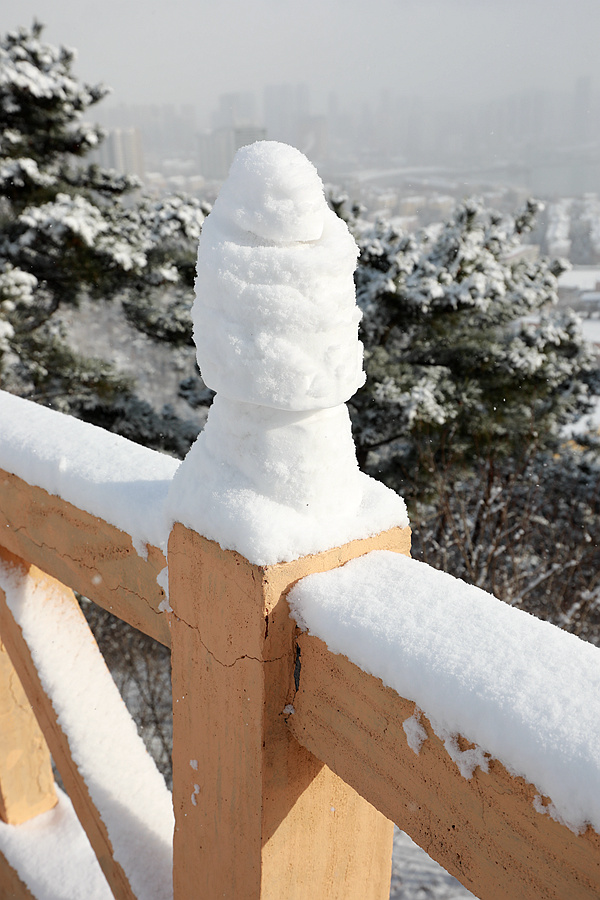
[0,634,56,826]
[169,521,411,900]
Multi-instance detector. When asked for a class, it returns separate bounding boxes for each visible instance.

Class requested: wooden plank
[0,636,56,825]
[0,849,36,900]
[288,631,600,900]
[0,550,138,900]
[0,469,170,646]
[169,524,411,900]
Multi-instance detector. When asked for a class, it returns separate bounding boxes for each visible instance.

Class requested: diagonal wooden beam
[287,631,600,900]
[0,469,170,646]
[0,549,136,899]
[0,551,172,900]
[0,633,56,826]
[0,848,36,900]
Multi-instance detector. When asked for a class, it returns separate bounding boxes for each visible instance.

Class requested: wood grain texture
[169,524,411,900]
[0,469,170,646]
[288,631,600,900]
[0,550,136,900]
[0,636,56,825]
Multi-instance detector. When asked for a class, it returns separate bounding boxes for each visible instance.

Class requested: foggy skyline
[3,0,600,126]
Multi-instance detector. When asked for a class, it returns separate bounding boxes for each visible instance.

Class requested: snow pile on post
[168,142,407,564]
[289,550,600,835]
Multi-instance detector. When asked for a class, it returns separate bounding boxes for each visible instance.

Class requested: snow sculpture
[168,141,407,564]
[193,142,364,410]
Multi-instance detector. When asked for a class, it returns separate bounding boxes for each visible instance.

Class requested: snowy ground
[390,830,476,899]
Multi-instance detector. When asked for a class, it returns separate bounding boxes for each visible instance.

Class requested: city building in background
[197,125,267,180]
[89,74,600,264]
[91,127,145,178]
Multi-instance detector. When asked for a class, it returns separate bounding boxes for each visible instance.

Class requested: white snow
[168,395,406,564]
[0,788,112,900]
[568,395,600,435]
[1,143,407,568]
[20,193,110,249]
[402,708,427,755]
[168,142,408,564]
[580,318,600,345]
[0,389,178,551]
[0,555,174,900]
[193,144,364,411]
[157,567,172,611]
[560,266,600,292]
[288,550,600,835]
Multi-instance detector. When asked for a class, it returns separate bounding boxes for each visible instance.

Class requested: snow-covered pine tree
[349,197,594,494]
[0,22,205,454]
[343,196,600,641]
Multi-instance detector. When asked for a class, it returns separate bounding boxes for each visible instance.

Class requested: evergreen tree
[348,197,594,496]
[0,22,205,452]
[340,195,600,641]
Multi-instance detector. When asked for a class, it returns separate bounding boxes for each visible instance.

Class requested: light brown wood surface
[0,635,56,825]
[288,630,600,900]
[0,469,170,646]
[169,523,411,900]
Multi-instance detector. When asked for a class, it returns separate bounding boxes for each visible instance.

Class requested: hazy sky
[4,0,600,122]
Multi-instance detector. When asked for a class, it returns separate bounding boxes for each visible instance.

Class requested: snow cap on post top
[192,140,366,411]
[209,141,326,243]
[168,141,408,565]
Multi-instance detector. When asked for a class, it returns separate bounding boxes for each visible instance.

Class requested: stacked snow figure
[168,141,407,564]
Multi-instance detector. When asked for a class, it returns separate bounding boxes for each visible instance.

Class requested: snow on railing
[0,390,177,554]
[289,550,600,835]
[0,141,600,900]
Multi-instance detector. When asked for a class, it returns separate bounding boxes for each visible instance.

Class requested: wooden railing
[2,141,600,898]
[1,424,600,899]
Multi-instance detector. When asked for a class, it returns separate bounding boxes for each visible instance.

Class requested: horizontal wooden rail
[0,469,170,647]
[287,631,600,900]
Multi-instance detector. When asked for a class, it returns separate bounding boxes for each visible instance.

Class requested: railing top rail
[0,466,171,645]
[289,548,600,838]
[0,390,178,556]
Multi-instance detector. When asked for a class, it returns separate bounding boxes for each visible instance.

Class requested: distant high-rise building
[297,115,329,160]
[197,128,232,181]
[197,125,267,180]
[96,104,197,166]
[573,75,594,144]
[263,84,309,147]
[93,128,145,178]
[233,125,267,153]
[211,92,258,130]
